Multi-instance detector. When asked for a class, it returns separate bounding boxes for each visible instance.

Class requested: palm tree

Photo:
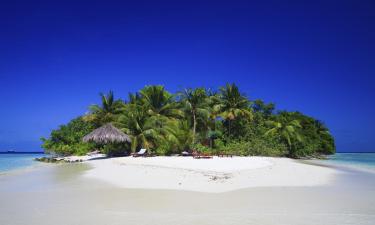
[85,91,124,126]
[313,119,335,154]
[128,92,142,105]
[314,120,330,136]
[265,115,303,156]
[168,120,193,152]
[252,99,275,116]
[115,86,183,153]
[215,83,252,137]
[179,88,209,143]
[139,85,183,120]
[206,90,221,131]
[117,105,176,151]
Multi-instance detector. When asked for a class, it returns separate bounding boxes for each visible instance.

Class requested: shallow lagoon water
[325,153,375,173]
[0,153,45,173]
[0,154,374,225]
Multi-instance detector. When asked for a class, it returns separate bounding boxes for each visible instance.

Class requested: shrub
[191,143,211,154]
[216,138,287,157]
[155,142,173,155]
[41,117,96,156]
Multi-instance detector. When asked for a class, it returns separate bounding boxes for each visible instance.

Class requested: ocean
[324,153,375,173]
[0,153,45,173]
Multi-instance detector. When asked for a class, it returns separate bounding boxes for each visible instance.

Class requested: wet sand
[0,161,374,225]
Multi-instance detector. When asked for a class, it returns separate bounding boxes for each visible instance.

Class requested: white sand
[84,156,339,193]
[1,159,374,225]
[63,153,106,162]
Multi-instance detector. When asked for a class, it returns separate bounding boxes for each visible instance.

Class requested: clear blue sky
[0,0,374,152]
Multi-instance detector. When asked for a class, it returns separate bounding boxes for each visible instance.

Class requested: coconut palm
[265,115,303,155]
[167,120,193,152]
[85,91,124,126]
[117,105,176,152]
[139,85,183,120]
[314,120,330,136]
[252,99,275,116]
[205,90,221,131]
[128,92,142,105]
[215,83,252,137]
[179,88,209,143]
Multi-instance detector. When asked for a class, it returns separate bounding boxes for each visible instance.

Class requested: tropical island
[41,83,335,159]
[2,0,375,224]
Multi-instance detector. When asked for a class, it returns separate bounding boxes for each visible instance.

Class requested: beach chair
[192,150,212,159]
[132,148,147,157]
[217,152,233,157]
[181,151,192,156]
[86,150,100,156]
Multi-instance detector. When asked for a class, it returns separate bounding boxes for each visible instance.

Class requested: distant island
[41,83,335,158]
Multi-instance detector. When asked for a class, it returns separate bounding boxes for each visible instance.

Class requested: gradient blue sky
[0,0,374,152]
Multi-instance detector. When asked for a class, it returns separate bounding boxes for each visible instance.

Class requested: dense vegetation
[41,84,335,158]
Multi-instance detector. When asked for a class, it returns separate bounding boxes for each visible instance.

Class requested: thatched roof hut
[82,123,131,144]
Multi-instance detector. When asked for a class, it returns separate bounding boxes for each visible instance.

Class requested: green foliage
[155,141,173,156]
[117,104,178,152]
[42,84,336,158]
[264,111,335,158]
[41,117,96,156]
[168,121,193,152]
[216,83,252,121]
[217,139,287,156]
[265,112,303,156]
[85,91,125,126]
[252,99,275,116]
[191,143,211,154]
[214,83,253,138]
[179,88,209,143]
[139,85,183,119]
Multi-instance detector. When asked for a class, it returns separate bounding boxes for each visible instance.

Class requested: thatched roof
[82,123,131,144]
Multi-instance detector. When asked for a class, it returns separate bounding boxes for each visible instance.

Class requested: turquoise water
[326,153,375,172]
[0,153,45,173]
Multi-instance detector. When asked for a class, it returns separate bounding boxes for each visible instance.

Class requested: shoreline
[0,160,51,177]
[1,156,342,192]
[83,156,340,193]
[1,155,374,225]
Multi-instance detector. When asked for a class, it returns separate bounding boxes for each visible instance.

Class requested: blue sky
[0,0,374,152]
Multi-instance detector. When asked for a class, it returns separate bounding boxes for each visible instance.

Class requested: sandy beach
[85,156,339,192]
[1,157,374,225]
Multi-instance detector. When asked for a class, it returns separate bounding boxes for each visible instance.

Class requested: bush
[190,143,211,154]
[155,142,173,155]
[216,138,287,157]
[41,117,96,156]
[72,143,95,156]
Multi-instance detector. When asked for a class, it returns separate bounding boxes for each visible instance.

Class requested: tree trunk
[228,120,232,139]
[192,110,197,144]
